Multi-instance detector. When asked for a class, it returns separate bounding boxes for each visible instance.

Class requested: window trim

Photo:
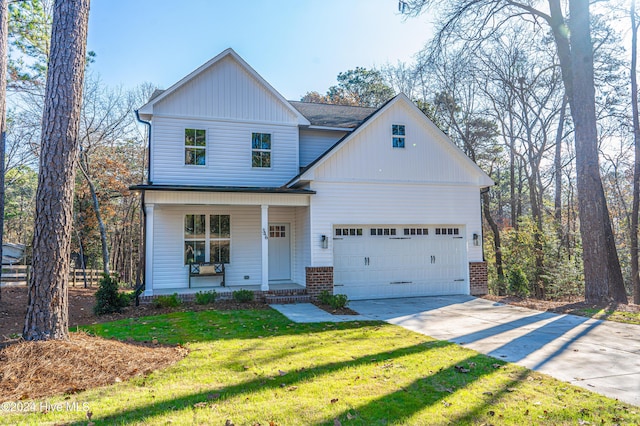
[392,124,405,148]
[184,214,231,265]
[184,128,207,166]
[251,132,272,169]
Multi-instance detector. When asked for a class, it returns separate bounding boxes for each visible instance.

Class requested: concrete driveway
[349,296,640,407]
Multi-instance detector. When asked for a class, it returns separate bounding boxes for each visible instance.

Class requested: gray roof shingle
[289,101,377,129]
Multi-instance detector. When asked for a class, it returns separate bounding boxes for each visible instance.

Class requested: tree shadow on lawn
[83,308,377,345]
[69,340,462,424]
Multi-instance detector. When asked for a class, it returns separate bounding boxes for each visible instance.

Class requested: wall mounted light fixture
[321,235,328,249]
[473,233,479,246]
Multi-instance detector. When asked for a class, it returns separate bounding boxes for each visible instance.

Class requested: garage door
[333,225,467,300]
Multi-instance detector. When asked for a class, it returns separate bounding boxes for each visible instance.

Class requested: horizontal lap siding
[309,181,482,266]
[299,129,345,167]
[151,117,298,186]
[152,205,262,290]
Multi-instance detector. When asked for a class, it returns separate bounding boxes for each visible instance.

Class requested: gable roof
[287,93,494,188]
[137,48,310,125]
[289,101,377,129]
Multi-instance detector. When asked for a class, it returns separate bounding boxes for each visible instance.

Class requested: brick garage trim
[305,266,333,299]
[469,261,488,296]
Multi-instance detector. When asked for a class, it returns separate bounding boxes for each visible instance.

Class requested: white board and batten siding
[304,97,489,299]
[153,55,299,124]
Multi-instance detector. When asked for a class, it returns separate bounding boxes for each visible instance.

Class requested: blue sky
[86,0,433,101]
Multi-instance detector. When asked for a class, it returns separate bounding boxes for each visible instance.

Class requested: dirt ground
[481,294,640,315]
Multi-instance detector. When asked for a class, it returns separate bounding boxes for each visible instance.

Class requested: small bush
[195,290,218,305]
[508,267,530,298]
[153,293,181,308]
[94,274,130,315]
[318,290,333,305]
[232,289,254,303]
[317,290,349,309]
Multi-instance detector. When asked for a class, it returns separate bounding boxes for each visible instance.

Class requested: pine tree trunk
[566,0,627,303]
[0,0,8,303]
[23,0,90,341]
[631,0,640,305]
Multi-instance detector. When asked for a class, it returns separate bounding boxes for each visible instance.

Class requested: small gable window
[252,132,271,168]
[392,124,405,148]
[185,128,206,165]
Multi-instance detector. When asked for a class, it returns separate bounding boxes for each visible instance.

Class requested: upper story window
[252,132,271,168]
[185,128,206,165]
[392,124,405,148]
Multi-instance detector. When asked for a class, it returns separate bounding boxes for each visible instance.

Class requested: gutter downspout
[134,110,151,305]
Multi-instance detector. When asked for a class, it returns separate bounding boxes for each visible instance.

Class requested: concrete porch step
[265,294,311,304]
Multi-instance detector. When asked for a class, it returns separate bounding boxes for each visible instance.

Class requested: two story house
[133,48,493,301]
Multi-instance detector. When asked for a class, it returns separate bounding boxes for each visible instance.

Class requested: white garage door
[333,225,467,300]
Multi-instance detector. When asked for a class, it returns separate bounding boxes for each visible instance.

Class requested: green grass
[3,309,639,425]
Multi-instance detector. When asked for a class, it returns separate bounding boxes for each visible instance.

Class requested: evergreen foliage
[93,274,129,315]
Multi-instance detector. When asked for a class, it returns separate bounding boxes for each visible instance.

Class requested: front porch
[138,186,316,297]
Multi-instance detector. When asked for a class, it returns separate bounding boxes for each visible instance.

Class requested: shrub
[317,290,349,309]
[318,290,333,305]
[329,294,349,309]
[153,293,181,308]
[232,289,254,303]
[508,267,530,298]
[94,274,130,315]
[195,290,218,305]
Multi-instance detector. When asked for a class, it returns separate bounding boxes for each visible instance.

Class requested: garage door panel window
[371,228,397,236]
[335,228,363,236]
[435,227,459,235]
[404,228,429,236]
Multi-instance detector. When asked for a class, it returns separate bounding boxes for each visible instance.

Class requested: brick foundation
[469,262,488,295]
[138,287,307,304]
[305,266,334,299]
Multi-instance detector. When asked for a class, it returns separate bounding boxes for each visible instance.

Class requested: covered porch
[134,185,314,297]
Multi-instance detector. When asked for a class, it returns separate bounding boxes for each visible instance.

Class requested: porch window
[210,214,231,264]
[184,214,231,264]
[252,132,271,168]
[185,128,206,165]
[184,214,206,264]
[392,124,405,148]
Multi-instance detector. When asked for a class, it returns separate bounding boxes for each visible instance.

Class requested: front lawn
[3,309,639,425]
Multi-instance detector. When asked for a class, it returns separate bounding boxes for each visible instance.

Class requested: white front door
[268,223,291,280]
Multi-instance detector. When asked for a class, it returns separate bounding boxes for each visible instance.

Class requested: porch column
[144,203,154,296]
[261,204,269,291]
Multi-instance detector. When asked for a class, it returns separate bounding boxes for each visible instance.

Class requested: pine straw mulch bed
[0,286,270,402]
[0,332,188,401]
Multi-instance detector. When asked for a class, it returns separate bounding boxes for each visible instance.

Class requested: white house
[133,48,493,301]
